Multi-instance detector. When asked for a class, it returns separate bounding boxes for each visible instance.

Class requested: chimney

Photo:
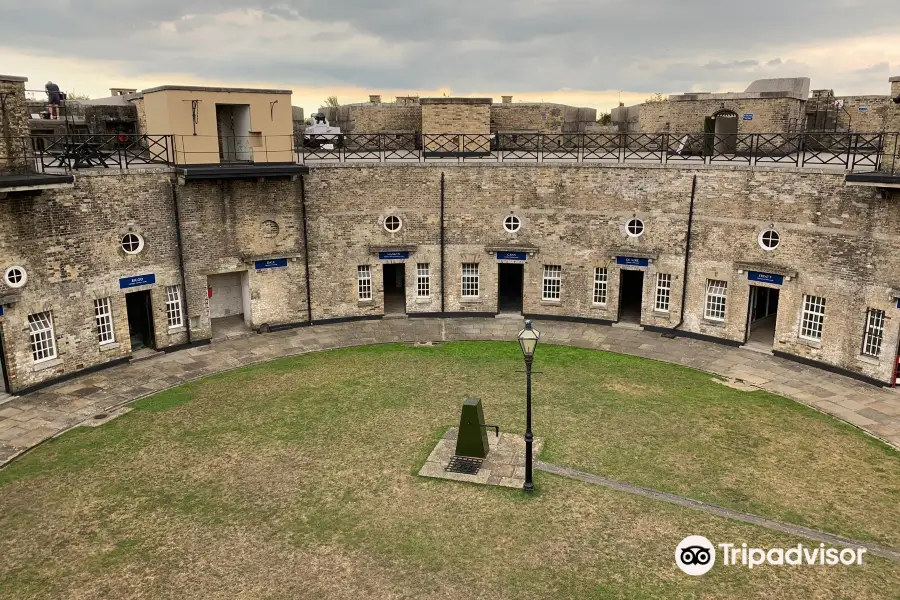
[502,95,513,104]
[369,94,381,103]
[619,102,624,107]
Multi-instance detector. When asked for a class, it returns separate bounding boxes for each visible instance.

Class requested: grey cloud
[0,0,896,96]
[703,59,760,70]
[856,61,890,74]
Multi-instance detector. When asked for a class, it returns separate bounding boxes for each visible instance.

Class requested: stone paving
[2,317,900,467]
[418,427,544,489]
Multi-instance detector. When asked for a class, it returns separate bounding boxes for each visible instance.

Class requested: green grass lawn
[1,342,899,599]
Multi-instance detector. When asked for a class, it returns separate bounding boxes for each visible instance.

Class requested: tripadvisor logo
[675,536,867,575]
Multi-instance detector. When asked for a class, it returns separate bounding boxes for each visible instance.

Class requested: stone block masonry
[0,75,30,172]
[3,160,900,392]
[421,98,492,152]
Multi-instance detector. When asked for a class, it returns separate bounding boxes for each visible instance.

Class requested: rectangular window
[416,263,430,298]
[862,308,884,357]
[593,267,608,305]
[800,295,826,341]
[357,265,372,301]
[704,279,727,321]
[28,311,57,362]
[655,273,672,312]
[461,263,479,297]
[165,285,183,328]
[542,265,562,301]
[94,297,115,344]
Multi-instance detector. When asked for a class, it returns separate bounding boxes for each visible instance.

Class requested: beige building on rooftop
[139,85,294,165]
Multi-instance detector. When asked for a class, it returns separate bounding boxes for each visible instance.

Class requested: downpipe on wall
[300,175,313,324]
[171,183,192,343]
[440,171,445,315]
[662,174,696,338]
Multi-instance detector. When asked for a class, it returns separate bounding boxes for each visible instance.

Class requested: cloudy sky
[1,0,898,114]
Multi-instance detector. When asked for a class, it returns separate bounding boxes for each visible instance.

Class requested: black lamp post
[517,319,540,493]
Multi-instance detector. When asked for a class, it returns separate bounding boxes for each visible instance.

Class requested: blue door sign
[119,273,156,289]
[747,271,784,285]
[255,258,288,270]
[616,256,649,267]
[497,252,527,261]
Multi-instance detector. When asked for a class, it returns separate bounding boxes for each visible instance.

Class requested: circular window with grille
[626,218,644,237]
[758,229,780,251]
[503,215,521,233]
[4,266,27,288]
[384,215,402,232]
[121,233,144,254]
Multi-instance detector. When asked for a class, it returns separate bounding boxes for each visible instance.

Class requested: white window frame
[3,266,27,288]
[416,263,430,298]
[799,294,826,341]
[121,233,144,255]
[704,279,727,321]
[626,218,644,237]
[94,297,116,345]
[593,267,608,305]
[357,265,372,301]
[542,265,561,301]
[655,273,672,312]
[862,308,885,358]
[28,311,57,363]
[503,215,521,233]
[758,229,780,251]
[165,285,184,329]
[383,215,402,232]
[461,263,479,298]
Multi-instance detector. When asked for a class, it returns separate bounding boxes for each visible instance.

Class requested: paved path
[536,461,900,561]
[2,318,900,467]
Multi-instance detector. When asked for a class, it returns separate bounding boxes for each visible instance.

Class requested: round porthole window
[4,266,27,288]
[384,215,402,232]
[503,215,521,233]
[758,229,780,251]
[121,233,144,254]
[626,218,644,237]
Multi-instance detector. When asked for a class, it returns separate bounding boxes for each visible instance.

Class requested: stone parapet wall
[639,97,804,133]
[0,76,30,172]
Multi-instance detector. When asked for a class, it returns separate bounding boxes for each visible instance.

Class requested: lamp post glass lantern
[517,320,540,493]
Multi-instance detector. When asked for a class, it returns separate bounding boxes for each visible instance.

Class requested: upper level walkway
[1,317,898,469]
[4,131,898,177]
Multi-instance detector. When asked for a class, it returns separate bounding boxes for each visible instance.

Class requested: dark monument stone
[455,397,490,458]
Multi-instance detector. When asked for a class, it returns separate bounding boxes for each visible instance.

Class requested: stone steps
[0,393,14,406]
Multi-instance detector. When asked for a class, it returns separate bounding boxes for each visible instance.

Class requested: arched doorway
[712,109,738,154]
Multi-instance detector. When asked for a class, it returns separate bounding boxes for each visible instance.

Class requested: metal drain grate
[445,455,483,475]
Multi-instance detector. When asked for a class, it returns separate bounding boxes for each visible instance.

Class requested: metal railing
[3,131,898,175]
[1,134,174,173]
[297,131,900,174]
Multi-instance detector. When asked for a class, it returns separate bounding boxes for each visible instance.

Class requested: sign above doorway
[378,251,410,260]
[119,273,156,289]
[742,113,753,121]
[254,258,288,270]
[747,271,784,285]
[497,251,527,261]
[616,256,649,267]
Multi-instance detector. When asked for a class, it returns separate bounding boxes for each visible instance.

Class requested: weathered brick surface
[421,100,491,152]
[175,179,309,338]
[303,163,898,383]
[490,104,597,134]
[0,76,30,172]
[4,159,900,392]
[833,95,893,132]
[0,170,187,391]
[639,98,804,133]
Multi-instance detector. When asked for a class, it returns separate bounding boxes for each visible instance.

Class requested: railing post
[796,133,804,168]
[845,132,853,170]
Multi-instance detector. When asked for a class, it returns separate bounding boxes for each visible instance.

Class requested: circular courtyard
[1,342,899,599]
